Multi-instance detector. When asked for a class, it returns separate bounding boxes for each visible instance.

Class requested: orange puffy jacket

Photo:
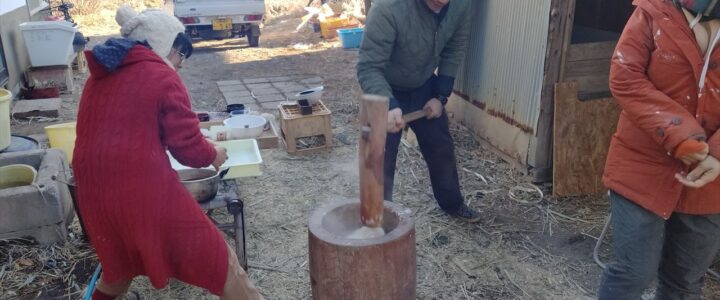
[604,0,720,218]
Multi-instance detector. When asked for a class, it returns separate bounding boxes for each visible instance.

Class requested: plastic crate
[320,17,350,38]
[338,28,364,49]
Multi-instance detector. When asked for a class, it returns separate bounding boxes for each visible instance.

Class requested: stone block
[216,80,243,86]
[246,83,273,90]
[12,98,62,119]
[256,94,286,103]
[225,96,256,105]
[260,101,287,110]
[279,85,307,94]
[242,78,271,84]
[219,84,249,93]
[222,90,252,99]
[0,149,75,245]
[300,77,324,86]
[268,76,292,82]
[251,88,282,96]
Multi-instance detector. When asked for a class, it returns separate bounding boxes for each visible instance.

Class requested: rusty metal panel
[456,0,552,134]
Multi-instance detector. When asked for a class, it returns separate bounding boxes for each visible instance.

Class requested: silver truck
[173,0,265,47]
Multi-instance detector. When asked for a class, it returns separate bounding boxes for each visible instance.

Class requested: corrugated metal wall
[456,0,552,134]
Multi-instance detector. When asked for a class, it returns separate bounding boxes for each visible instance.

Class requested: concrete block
[272,81,299,88]
[268,76,292,82]
[260,101,287,110]
[216,80,243,86]
[256,94,286,103]
[242,77,271,84]
[219,84,249,93]
[246,83,273,90]
[12,98,62,119]
[251,88,282,96]
[222,90,252,99]
[0,149,75,245]
[279,85,307,94]
[300,77,324,86]
[225,96,256,105]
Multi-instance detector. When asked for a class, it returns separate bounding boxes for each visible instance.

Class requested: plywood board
[553,82,621,197]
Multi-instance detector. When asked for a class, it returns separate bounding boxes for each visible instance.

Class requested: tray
[168,139,263,179]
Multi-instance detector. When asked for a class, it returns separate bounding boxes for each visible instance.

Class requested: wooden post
[358,95,388,228]
[534,0,575,182]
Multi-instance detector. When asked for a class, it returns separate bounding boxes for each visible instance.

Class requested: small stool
[279,100,332,155]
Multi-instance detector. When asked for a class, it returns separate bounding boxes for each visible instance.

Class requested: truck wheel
[247,25,260,47]
[248,34,259,47]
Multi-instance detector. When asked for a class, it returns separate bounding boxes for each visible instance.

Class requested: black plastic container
[297,99,312,115]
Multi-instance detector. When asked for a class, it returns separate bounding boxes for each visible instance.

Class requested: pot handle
[218,168,230,179]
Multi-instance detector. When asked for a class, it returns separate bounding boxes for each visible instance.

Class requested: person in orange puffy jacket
[599,0,720,299]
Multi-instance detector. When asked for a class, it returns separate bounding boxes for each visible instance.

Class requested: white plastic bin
[0,89,11,151]
[19,21,77,67]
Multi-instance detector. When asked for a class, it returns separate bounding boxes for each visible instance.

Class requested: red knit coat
[73,45,227,295]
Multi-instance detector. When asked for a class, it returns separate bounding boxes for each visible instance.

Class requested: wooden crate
[198,113,280,150]
[279,100,332,155]
[25,65,74,94]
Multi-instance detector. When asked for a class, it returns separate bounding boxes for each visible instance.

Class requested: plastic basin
[0,89,10,151]
[0,164,37,189]
[44,122,77,163]
[223,115,266,140]
[338,28,364,49]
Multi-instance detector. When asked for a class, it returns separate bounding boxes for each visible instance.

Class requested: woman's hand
[676,156,720,188]
[212,146,228,171]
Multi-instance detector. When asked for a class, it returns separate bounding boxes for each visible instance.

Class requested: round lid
[1,135,40,153]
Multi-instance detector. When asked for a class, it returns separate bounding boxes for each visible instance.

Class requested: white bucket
[0,89,11,151]
[19,21,77,67]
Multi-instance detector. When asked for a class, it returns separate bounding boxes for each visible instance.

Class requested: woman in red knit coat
[73,6,262,300]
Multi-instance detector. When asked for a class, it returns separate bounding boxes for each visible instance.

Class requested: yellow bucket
[0,89,11,151]
[0,164,37,189]
[44,122,76,163]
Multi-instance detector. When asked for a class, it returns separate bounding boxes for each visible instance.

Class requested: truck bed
[174,0,265,19]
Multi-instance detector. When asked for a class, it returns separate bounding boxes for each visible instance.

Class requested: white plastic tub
[168,139,263,179]
[223,115,267,140]
[0,89,11,151]
[19,21,77,67]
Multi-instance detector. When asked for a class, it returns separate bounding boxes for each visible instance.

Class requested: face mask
[679,0,720,18]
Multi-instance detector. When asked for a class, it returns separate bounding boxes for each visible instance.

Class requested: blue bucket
[337,28,364,49]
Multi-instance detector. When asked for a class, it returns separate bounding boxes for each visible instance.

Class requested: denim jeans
[598,191,720,300]
[383,76,463,213]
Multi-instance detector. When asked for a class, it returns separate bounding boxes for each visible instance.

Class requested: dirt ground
[3,5,720,300]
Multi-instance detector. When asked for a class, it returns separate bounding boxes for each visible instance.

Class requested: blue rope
[83,264,102,300]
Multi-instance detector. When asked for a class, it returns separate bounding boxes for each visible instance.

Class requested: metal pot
[178,168,220,203]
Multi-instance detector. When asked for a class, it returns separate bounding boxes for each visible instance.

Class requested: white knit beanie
[115,5,185,60]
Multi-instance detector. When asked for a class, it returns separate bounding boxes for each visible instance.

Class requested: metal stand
[200,184,247,270]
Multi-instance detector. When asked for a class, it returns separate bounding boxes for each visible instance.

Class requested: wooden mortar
[307,95,416,299]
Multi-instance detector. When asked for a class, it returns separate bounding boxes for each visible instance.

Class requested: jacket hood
[87,38,168,79]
